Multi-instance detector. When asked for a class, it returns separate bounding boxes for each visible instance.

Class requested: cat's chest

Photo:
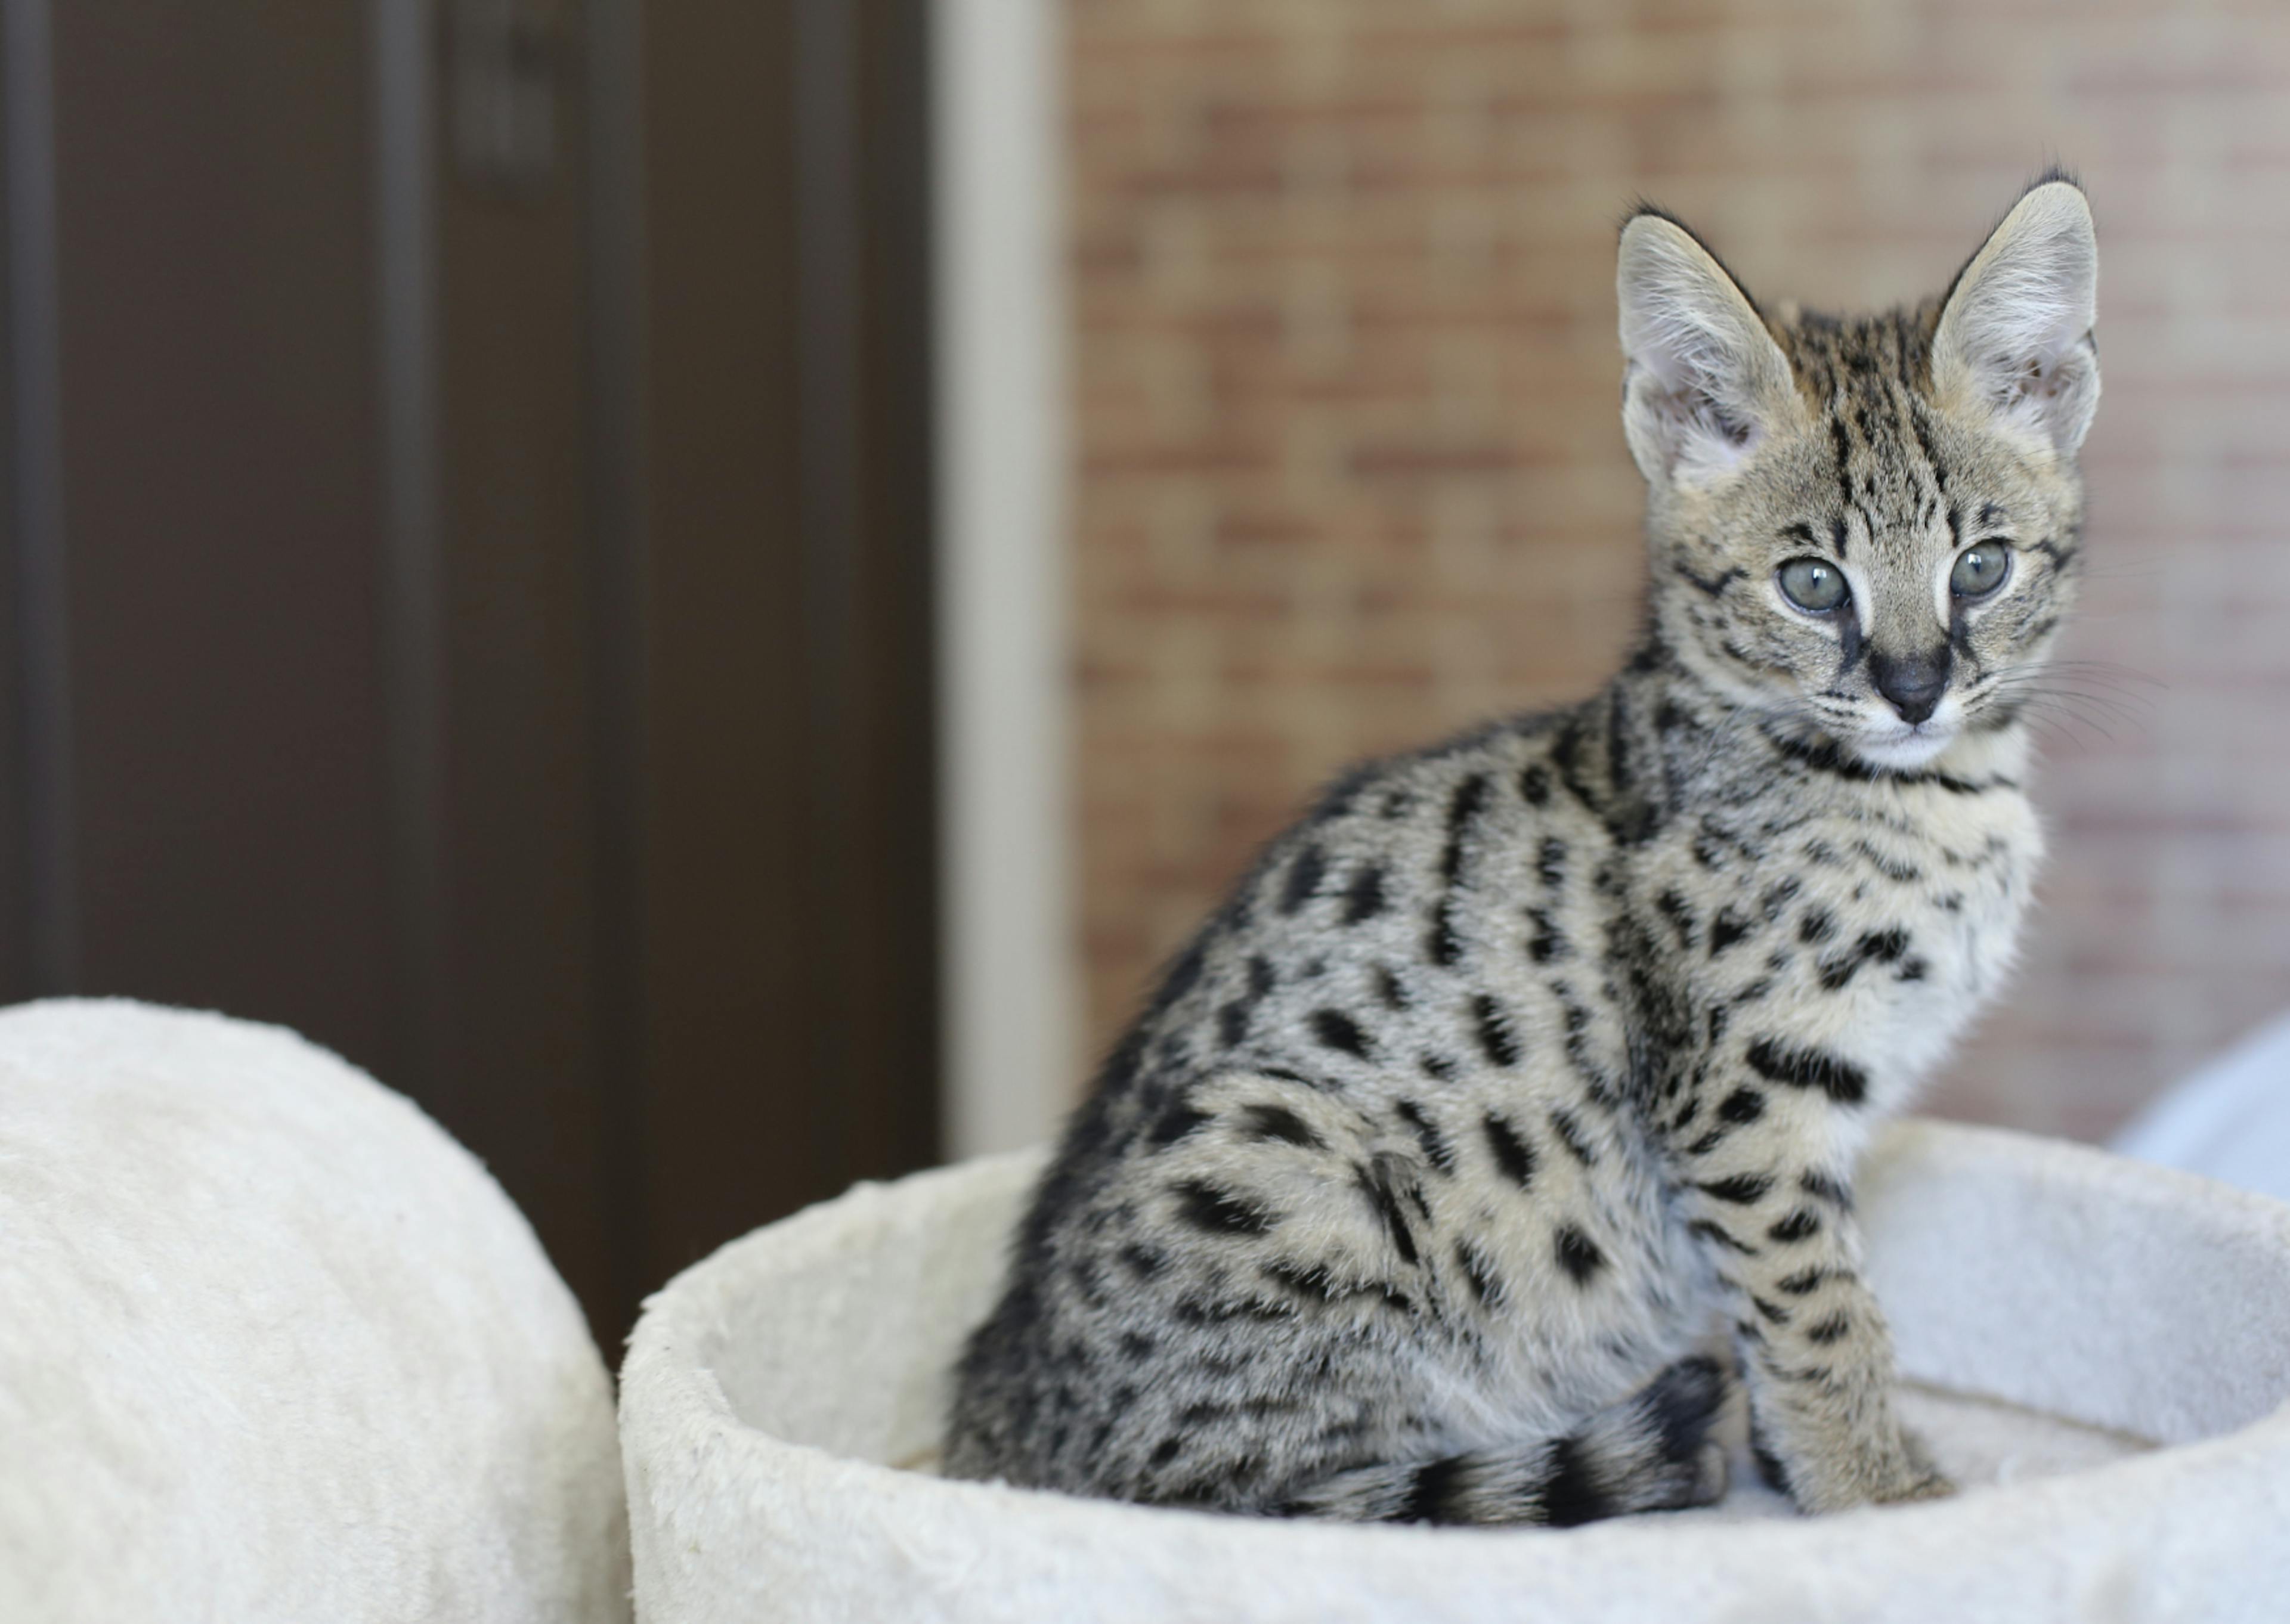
[1660,782,2043,1098]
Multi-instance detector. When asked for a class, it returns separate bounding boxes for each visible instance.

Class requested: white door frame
[932,0,1078,1157]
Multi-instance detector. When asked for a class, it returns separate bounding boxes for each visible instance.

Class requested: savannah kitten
[946,176,2100,1523]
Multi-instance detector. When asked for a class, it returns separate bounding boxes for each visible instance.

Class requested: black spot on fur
[1767,1208,1821,1244]
[1854,841,1925,885]
[1395,1099,1455,1172]
[1149,1101,1211,1147]
[1149,1437,1183,1469]
[1312,1008,1371,1058]
[1254,1064,1326,1090]
[1525,907,1570,963]
[1698,1173,1774,1205]
[1554,1225,1604,1284]
[1426,898,1463,967]
[1397,1455,1468,1524]
[1746,1037,1868,1105]
[1343,864,1389,925]
[1419,1052,1458,1083]
[1173,1293,1292,1327]
[1119,1242,1166,1278]
[1248,954,1276,997]
[1471,993,1523,1067]
[1708,907,1752,956]
[1678,562,1745,600]
[1819,926,1913,990]
[1242,1103,1320,1148]
[1119,1331,1155,1359]
[1688,1218,1757,1256]
[1806,1312,1853,1346]
[1656,889,1697,950]
[1356,1160,1420,1265]
[1799,1169,1854,1210]
[1753,1295,1791,1325]
[1798,908,1836,945]
[1173,1180,1274,1236]
[1718,1087,1765,1124]
[1158,943,1205,1005]
[1280,845,1326,915]
[1541,1434,1611,1527]
[1264,1260,1334,1303]
[1777,1267,1827,1296]
[1518,764,1551,806]
[1482,1113,1537,1188]
[1217,1000,1251,1047]
[1548,1107,1596,1167]
[1536,837,1568,890]
[1455,1239,1505,1309]
[1440,773,1492,885]
[1375,964,1410,1011]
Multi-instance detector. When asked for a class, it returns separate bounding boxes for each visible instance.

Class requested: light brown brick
[1064,0,2290,1131]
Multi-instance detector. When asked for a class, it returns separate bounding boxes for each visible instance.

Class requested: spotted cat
[945,175,2099,1523]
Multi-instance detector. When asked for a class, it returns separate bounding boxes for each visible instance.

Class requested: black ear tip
[1619,199,1688,237]
[2027,163,2085,196]
[1616,204,1764,318]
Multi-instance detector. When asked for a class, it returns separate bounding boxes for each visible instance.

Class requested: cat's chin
[1850,726,1958,773]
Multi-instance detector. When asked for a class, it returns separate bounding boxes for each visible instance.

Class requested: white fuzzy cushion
[0,1000,629,1623]
[2115,1009,2290,1206]
[621,1119,2290,1623]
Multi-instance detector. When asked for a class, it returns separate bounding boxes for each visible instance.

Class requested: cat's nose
[1871,648,1950,726]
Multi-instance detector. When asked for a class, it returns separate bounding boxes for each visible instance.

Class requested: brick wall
[1066,0,2290,1142]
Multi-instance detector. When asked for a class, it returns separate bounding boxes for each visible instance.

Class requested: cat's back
[942,706,1700,1502]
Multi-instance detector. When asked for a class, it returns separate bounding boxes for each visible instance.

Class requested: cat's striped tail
[1278,1355,1730,1526]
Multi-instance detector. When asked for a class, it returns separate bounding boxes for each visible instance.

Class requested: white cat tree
[5,999,2286,1622]
[619,1121,2290,1623]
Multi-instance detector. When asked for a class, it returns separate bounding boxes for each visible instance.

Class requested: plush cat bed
[620,1118,2290,1623]
[0,999,629,1623]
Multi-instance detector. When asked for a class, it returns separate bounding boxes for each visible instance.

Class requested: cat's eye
[1950,543,2012,599]
[1776,557,1848,613]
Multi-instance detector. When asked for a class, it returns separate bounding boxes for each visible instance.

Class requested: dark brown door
[0,0,939,1344]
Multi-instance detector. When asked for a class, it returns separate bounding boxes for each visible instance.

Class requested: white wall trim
[932,0,1078,1158]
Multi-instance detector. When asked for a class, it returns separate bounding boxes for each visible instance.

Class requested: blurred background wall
[2,0,2286,1339]
[1066,0,2290,1144]
[0,0,943,1341]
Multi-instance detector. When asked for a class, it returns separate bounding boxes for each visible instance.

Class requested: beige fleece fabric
[0,999,630,1624]
[622,1120,2290,1623]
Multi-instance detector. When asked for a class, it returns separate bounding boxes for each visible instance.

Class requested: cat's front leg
[1668,1073,1951,1514]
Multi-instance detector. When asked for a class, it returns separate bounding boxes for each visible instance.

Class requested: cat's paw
[1873,1467,1958,1505]
[1777,1423,1955,1513]
[1870,1427,1955,1505]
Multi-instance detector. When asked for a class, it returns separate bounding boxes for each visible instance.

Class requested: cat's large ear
[1932,178,2099,458]
[1617,210,1800,487]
